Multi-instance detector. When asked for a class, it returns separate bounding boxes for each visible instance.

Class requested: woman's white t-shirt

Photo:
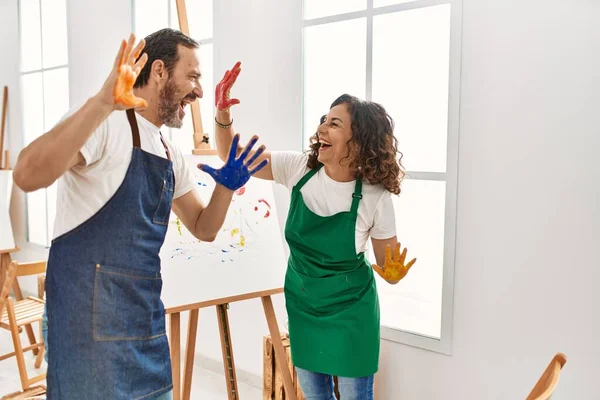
[270,151,396,254]
[52,108,197,240]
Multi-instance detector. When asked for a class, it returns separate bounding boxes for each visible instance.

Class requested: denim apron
[284,165,380,378]
[45,109,174,399]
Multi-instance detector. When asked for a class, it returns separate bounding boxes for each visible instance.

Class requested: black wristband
[215,117,233,129]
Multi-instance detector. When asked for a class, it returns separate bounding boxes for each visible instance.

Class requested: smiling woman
[306,94,404,195]
[212,62,416,399]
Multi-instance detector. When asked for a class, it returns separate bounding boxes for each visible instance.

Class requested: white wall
[66,0,134,106]
[375,0,600,398]
[5,0,600,398]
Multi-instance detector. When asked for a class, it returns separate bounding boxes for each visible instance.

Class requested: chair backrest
[526,353,567,400]
[0,261,46,316]
[14,260,46,277]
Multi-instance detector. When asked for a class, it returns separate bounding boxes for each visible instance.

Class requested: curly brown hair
[307,94,405,194]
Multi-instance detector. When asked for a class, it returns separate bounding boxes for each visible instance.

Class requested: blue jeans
[42,305,48,362]
[296,368,374,400]
[155,390,173,399]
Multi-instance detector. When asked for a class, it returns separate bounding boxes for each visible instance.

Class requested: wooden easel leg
[182,309,199,400]
[0,253,10,289]
[217,304,239,400]
[261,295,296,400]
[169,312,181,400]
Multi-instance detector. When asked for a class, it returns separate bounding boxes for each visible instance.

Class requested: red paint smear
[235,187,246,196]
[258,198,271,218]
[258,199,271,208]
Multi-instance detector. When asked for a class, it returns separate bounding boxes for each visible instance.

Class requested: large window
[19,0,70,247]
[303,0,462,353]
[133,0,214,154]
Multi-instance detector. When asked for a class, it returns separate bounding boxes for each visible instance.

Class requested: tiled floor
[0,329,262,399]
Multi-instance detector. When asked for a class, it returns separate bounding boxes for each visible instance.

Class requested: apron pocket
[289,264,374,316]
[93,264,163,341]
[153,172,174,225]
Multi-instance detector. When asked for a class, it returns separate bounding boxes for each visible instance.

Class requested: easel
[1,86,10,169]
[174,0,214,157]
[166,2,296,399]
[166,289,295,400]
[0,87,17,287]
[0,87,40,356]
[0,87,17,288]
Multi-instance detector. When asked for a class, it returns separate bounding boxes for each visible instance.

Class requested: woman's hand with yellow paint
[372,243,416,284]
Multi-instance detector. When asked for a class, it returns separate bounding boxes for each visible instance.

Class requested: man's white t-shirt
[270,151,396,254]
[52,108,197,240]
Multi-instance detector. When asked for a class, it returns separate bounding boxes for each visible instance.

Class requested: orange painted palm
[112,36,148,109]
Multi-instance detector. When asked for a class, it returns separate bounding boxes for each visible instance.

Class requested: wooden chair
[526,353,567,400]
[0,261,47,390]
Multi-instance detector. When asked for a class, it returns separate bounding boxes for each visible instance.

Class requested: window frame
[18,0,70,248]
[301,0,463,355]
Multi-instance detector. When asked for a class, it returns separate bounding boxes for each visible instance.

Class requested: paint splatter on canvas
[166,184,274,263]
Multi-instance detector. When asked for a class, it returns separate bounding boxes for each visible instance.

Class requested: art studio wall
[2,0,599,398]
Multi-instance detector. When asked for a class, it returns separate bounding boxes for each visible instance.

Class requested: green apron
[284,164,380,378]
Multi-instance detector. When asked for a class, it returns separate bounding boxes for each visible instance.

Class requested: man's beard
[158,78,184,128]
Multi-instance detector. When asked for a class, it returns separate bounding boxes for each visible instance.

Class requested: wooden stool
[0,261,47,391]
[263,334,342,400]
[1,384,46,400]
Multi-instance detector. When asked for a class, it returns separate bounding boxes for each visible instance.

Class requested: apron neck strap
[126,109,171,161]
[126,109,141,148]
[158,132,171,161]
[297,163,363,214]
[350,177,363,214]
[295,163,322,191]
